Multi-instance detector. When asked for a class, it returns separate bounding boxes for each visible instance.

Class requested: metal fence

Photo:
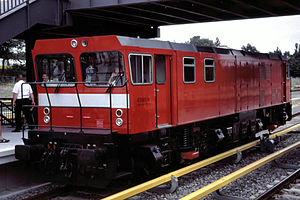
[0,98,15,126]
[0,0,27,15]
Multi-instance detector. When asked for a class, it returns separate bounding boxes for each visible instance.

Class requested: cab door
[155,55,171,128]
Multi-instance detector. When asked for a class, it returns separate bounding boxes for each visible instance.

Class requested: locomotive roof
[117,36,285,61]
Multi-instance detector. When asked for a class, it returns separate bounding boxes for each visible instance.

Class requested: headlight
[116,118,123,127]
[44,116,50,123]
[43,107,50,115]
[115,109,123,117]
[70,39,78,48]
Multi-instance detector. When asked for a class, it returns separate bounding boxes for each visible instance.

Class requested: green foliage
[269,47,290,59]
[289,43,300,77]
[0,39,25,81]
[270,45,300,77]
[241,43,259,53]
[187,36,221,47]
[214,37,221,47]
[0,39,25,61]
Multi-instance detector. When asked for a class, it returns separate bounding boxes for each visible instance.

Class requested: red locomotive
[15,35,291,187]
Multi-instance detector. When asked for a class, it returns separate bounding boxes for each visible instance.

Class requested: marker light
[43,107,50,115]
[115,109,123,117]
[44,116,50,123]
[71,39,78,48]
[116,118,123,127]
[82,40,88,47]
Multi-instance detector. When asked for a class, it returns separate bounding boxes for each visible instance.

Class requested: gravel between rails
[131,116,300,200]
[0,183,65,200]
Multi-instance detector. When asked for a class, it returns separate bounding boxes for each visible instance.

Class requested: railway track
[180,141,300,200]
[2,118,299,200]
[102,119,300,200]
[255,168,300,200]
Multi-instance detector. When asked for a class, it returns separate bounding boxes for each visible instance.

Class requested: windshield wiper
[105,73,124,93]
[54,72,66,93]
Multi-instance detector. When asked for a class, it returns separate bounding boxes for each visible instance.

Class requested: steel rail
[101,123,300,200]
[255,168,300,200]
[180,141,300,200]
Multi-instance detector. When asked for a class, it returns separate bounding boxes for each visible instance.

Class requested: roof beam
[70,11,149,27]
[122,5,199,24]
[231,0,277,16]
[96,8,174,25]
[40,31,80,37]
[151,2,222,21]
[280,0,300,12]
[186,0,249,19]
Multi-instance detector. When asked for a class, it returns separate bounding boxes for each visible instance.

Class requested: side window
[129,54,153,84]
[260,63,265,80]
[286,64,290,79]
[183,57,195,83]
[266,65,271,80]
[155,55,166,84]
[204,58,215,82]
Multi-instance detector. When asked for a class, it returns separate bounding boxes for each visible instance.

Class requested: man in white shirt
[12,74,35,132]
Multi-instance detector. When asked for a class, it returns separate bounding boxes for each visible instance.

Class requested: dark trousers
[15,99,34,130]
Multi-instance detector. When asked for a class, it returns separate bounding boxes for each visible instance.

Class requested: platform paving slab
[0,126,27,165]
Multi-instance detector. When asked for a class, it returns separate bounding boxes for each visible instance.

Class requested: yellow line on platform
[101,123,300,200]
[180,140,300,200]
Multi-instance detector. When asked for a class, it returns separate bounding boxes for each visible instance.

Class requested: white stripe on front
[38,93,130,108]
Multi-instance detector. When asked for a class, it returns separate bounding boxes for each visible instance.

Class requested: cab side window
[183,57,196,83]
[129,54,153,85]
[204,58,215,82]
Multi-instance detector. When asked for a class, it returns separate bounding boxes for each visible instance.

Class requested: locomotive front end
[15,37,129,187]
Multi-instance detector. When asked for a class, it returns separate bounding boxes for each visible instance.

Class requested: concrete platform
[0,126,27,165]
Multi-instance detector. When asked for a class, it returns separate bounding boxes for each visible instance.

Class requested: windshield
[80,51,125,86]
[35,54,76,85]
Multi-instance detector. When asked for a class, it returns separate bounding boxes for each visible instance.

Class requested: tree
[0,39,25,81]
[273,47,282,55]
[214,37,221,47]
[269,47,291,59]
[241,43,259,53]
[187,36,219,47]
[289,43,300,77]
[283,51,291,59]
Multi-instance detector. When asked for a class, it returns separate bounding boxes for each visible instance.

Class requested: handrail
[74,83,83,133]
[109,85,113,134]
[0,98,14,125]
[26,81,118,134]
[43,83,53,132]
[0,0,37,20]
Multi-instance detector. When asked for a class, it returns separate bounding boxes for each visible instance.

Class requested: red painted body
[31,35,290,135]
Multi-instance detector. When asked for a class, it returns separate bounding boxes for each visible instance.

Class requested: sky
[158,14,300,54]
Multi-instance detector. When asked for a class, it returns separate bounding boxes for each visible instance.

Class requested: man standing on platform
[12,74,35,132]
